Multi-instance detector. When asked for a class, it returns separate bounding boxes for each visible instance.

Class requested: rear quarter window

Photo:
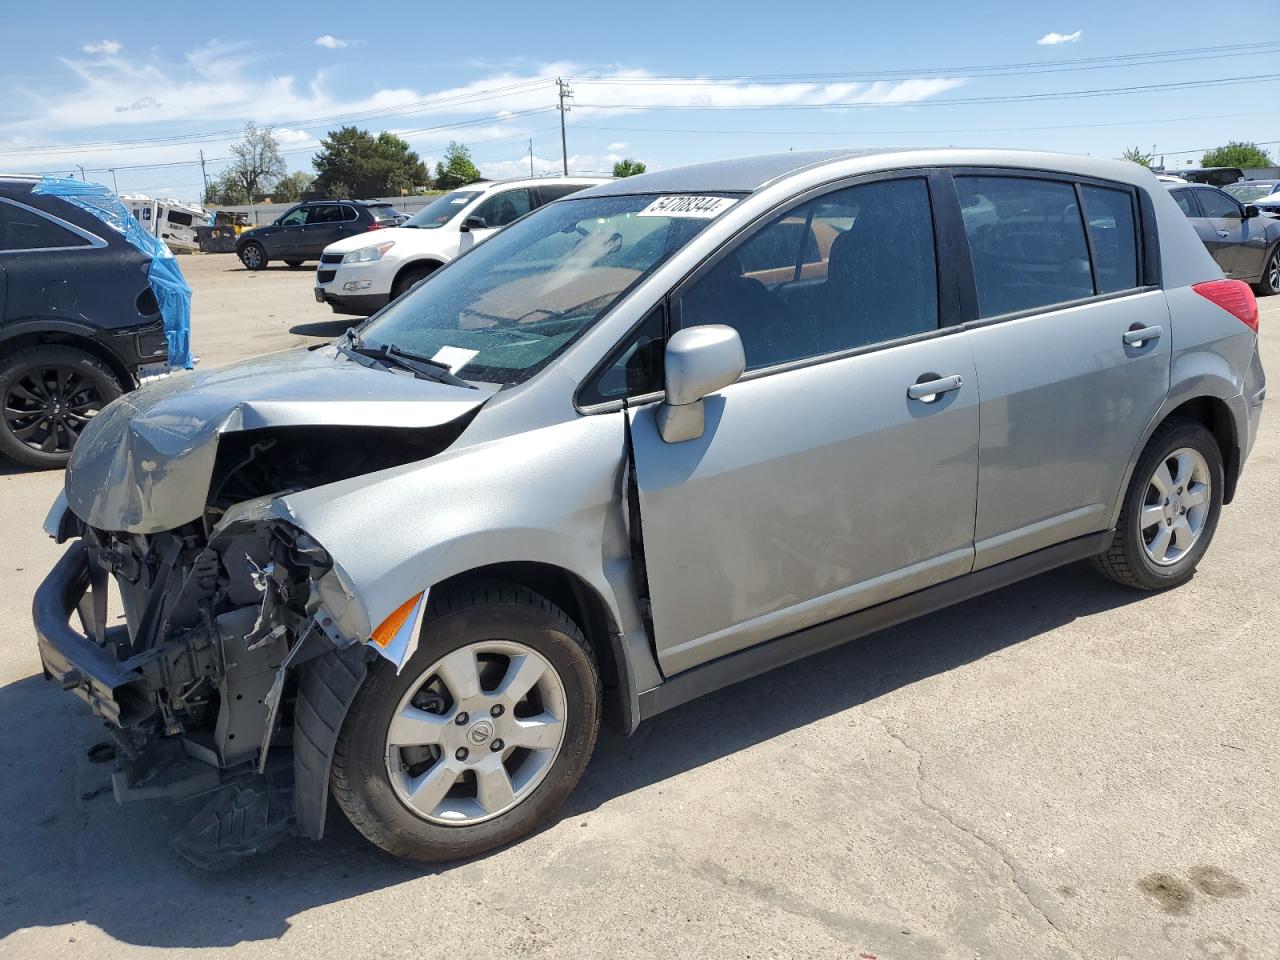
[0,199,93,251]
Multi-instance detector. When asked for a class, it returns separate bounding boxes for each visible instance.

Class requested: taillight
[1193,279,1259,332]
[365,222,384,231]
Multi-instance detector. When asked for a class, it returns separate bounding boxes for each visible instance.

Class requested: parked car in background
[1222,179,1280,206]
[35,149,1264,866]
[1166,182,1280,294]
[235,199,404,269]
[314,176,609,315]
[1174,167,1246,187]
[0,175,169,469]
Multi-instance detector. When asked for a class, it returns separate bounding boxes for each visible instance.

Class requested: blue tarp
[31,177,193,369]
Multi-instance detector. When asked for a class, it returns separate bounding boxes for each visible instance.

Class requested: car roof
[585,147,1159,197]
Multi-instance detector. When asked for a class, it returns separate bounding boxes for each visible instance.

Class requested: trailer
[122,194,210,254]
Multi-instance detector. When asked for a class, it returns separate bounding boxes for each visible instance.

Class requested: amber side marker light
[372,592,425,648]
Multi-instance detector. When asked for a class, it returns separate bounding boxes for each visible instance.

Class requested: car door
[953,172,1172,569]
[1195,187,1269,280]
[626,174,981,675]
[266,205,309,259]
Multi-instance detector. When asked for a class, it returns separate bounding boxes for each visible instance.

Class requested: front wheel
[238,242,267,270]
[1093,418,1224,590]
[1258,246,1280,297]
[331,582,601,862]
[284,258,304,268]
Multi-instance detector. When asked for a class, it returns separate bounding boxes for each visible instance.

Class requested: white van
[314,176,609,315]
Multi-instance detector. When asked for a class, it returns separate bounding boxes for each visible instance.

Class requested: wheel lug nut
[455,747,468,761]
[454,712,468,726]
[490,739,504,752]
[490,704,504,718]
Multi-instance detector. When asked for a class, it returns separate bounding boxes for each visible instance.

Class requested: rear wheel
[0,345,123,469]
[238,242,267,270]
[1093,418,1224,590]
[391,263,438,301]
[331,582,601,862]
[284,258,304,268]
[1258,246,1280,297]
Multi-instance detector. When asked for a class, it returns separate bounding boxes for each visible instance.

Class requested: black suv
[235,200,403,269]
[0,176,169,469]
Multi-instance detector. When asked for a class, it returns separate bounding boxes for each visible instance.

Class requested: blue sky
[0,0,1276,201]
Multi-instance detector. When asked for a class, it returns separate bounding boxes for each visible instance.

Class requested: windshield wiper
[338,333,476,389]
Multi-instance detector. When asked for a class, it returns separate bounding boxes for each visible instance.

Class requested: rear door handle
[1123,325,1163,346]
[907,374,964,401]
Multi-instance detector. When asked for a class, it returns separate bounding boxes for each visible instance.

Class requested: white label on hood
[431,345,479,373]
[637,195,737,219]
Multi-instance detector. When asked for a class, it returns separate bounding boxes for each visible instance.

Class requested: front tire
[1093,418,1224,590]
[391,263,438,301]
[1257,246,1280,297]
[284,258,304,268]
[331,582,601,862]
[0,345,123,469]
[238,242,267,270]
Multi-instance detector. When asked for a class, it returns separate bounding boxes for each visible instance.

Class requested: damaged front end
[32,347,489,868]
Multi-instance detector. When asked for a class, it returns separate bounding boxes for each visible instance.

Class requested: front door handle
[1217,230,1230,238]
[907,374,964,401]
[1123,324,1163,347]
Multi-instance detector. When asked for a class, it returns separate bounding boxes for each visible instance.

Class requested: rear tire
[1257,246,1280,297]
[284,259,304,268]
[331,581,601,862]
[391,263,438,301]
[1093,418,1224,590]
[238,242,267,270]
[0,345,123,469]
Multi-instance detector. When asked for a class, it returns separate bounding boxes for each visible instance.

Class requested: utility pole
[556,77,573,176]
[109,168,119,194]
[75,164,85,181]
[529,138,534,177]
[198,150,209,200]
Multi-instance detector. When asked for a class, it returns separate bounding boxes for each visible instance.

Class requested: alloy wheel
[2,364,104,455]
[1268,251,1280,293]
[1140,446,1211,566]
[384,640,567,826]
[242,245,263,268]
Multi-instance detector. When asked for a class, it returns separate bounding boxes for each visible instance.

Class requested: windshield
[403,190,484,229]
[1223,182,1279,203]
[358,193,739,385]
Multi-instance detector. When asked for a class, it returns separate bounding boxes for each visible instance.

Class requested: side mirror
[460,215,487,232]
[656,325,745,443]
[1245,204,1261,219]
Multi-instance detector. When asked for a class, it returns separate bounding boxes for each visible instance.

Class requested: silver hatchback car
[35,149,1266,866]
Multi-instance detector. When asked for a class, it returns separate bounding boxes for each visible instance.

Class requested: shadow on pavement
[0,561,1143,947]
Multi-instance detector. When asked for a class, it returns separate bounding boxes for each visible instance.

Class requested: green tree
[203,168,249,205]
[1121,146,1154,168]
[273,170,315,202]
[433,141,482,189]
[228,121,286,202]
[1200,142,1272,168]
[312,127,431,198]
[612,158,647,177]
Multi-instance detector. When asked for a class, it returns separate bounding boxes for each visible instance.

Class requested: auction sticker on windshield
[637,195,737,218]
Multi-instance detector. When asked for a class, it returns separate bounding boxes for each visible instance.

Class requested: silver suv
[34,149,1266,866]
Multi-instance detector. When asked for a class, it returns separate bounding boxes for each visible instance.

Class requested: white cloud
[115,95,161,113]
[314,35,348,49]
[607,141,628,152]
[1037,30,1082,45]
[82,40,122,55]
[478,151,626,181]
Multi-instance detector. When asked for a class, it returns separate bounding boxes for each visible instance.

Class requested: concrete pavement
[1,254,1276,959]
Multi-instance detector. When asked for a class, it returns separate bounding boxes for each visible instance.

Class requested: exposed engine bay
[36,418,472,868]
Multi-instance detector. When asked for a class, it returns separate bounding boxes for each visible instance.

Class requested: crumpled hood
[65,347,489,533]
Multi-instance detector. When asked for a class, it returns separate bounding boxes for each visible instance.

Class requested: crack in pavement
[867,712,1081,959]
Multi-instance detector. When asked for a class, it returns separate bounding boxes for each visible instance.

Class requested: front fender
[271,411,640,662]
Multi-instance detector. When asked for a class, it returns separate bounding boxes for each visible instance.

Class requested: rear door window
[0,199,92,251]
[307,205,346,224]
[1080,185,1139,293]
[955,176,1093,318]
[536,183,593,204]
